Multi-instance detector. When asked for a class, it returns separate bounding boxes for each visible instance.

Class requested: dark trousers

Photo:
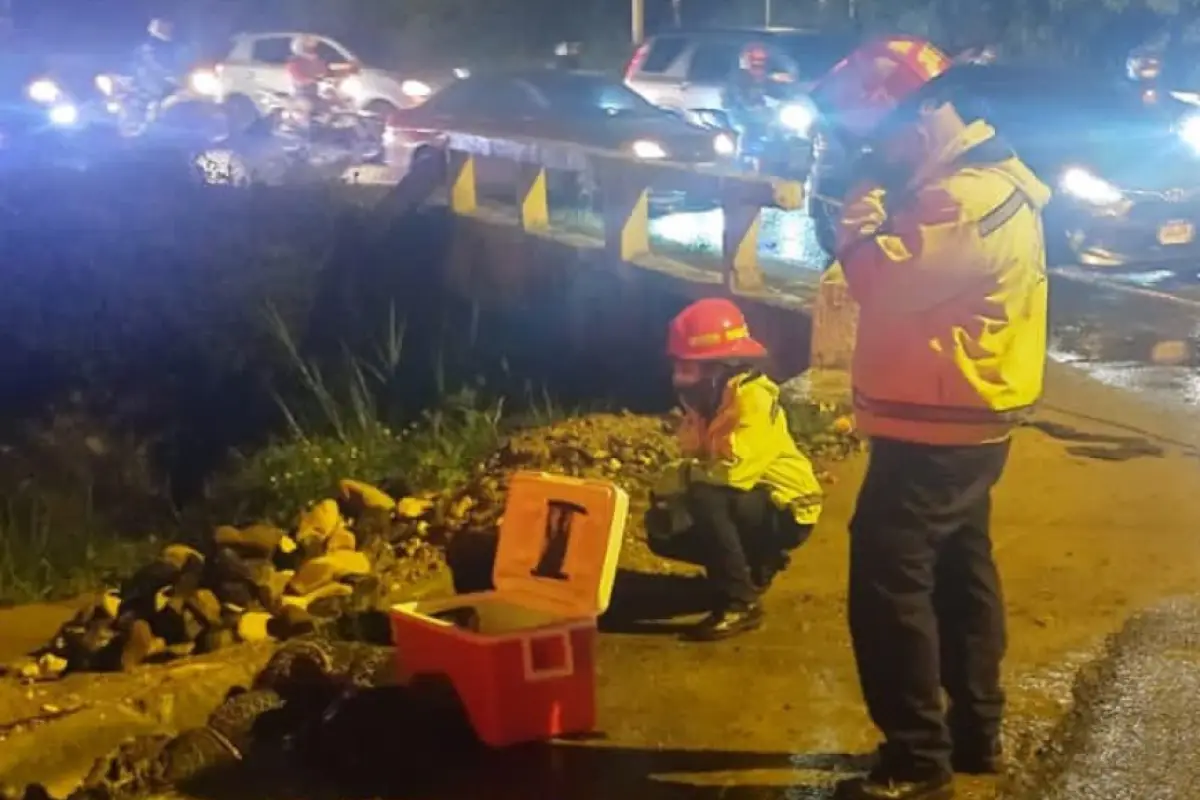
[848,436,1010,779]
[648,483,813,607]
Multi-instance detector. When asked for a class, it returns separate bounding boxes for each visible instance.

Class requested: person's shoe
[951,739,1004,775]
[833,769,954,800]
[682,603,764,641]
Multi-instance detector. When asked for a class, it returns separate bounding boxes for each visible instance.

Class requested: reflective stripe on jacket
[835,117,1052,446]
[678,372,823,525]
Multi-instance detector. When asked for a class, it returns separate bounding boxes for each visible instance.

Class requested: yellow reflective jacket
[678,372,823,525]
[835,115,1052,446]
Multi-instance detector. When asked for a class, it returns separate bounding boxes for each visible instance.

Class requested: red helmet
[810,36,952,137]
[668,298,767,361]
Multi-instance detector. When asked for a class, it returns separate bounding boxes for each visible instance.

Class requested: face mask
[676,365,738,420]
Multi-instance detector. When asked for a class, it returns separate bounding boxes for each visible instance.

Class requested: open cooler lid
[492,471,629,618]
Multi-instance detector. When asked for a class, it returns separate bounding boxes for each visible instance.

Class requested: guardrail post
[449,150,477,215]
[810,261,859,372]
[601,166,650,262]
[722,200,765,293]
[517,164,549,231]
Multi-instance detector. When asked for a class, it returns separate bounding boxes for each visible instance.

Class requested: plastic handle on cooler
[521,631,575,681]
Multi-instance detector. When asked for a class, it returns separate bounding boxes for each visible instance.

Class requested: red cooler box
[390,471,629,747]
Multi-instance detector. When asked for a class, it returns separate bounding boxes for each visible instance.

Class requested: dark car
[810,64,1200,269]
[384,70,739,196]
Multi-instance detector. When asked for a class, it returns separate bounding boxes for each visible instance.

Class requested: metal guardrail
[436,131,807,295]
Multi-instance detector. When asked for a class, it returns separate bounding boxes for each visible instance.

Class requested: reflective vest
[679,372,823,525]
[835,117,1052,445]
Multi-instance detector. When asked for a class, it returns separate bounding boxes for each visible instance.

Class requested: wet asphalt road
[1003,598,1200,800]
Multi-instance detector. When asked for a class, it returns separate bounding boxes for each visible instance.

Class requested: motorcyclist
[286,34,331,131]
[724,43,771,119]
[723,43,788,169]
[132,18,185,107]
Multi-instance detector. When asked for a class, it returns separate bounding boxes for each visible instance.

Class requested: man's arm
[691,382,783,491]
[835,181,990,314]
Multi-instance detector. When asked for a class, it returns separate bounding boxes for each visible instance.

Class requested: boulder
[339,479,396,515]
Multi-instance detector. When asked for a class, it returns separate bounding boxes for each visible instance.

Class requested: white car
[196,31,466,128]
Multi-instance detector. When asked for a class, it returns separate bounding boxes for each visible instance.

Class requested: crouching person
[646,298,823,641]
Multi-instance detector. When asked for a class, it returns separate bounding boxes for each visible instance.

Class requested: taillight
[625,42,651,80]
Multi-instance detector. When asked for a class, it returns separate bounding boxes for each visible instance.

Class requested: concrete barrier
[377,131,856,385]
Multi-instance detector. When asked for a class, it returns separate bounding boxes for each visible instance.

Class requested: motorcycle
[95,71,228,142]
[260,73,384,163]
[718,94,817,179]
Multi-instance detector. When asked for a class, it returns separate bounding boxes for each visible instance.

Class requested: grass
[204,304,548,527]
[0,490,156,606]
[0,298,536,603]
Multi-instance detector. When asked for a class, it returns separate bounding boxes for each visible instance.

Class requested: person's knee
[682,481,740,523]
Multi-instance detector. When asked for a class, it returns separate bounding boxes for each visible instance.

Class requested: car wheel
[223,94,259,133]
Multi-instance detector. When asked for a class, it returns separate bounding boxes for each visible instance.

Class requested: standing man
[808,37,1052,800]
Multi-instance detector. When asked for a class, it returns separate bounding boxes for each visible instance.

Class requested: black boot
[683,602,763,641]
[833,768,954,800]
[950,738,1004,775]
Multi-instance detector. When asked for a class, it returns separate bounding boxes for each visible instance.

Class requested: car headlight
[778,102,815,135]
[713,132,736,156]
[453,67,471,80]
[339,75,365,100]
[48,103,79,127]
[1059,166,1123,206]
[95,74,114,96]
[631,139,667,159]
[28,79,61,104]
[189,69,222,97]
[1179,113,1200,152]
[401,79,432,99]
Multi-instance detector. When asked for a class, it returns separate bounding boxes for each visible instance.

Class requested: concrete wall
[437,210,824,399]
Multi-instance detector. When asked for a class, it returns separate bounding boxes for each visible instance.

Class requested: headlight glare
[779,102,815,135]
[339,75,365,100]
[401,79,432,98]
[189,69,222,97]
[713,132,736,156]
[1059,167,1123,206]
[1179,113,1200,152]
[48,103,79,126]
[631,139,667,159]
[28,79,61,104]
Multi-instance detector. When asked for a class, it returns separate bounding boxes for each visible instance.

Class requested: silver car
[623,26,858,134]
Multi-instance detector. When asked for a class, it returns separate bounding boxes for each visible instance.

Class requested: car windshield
[919,66,1184,172]
[523,73,662,118]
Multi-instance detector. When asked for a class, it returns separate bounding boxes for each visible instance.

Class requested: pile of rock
[398,408,860,589]
[14,404,860,679]
[19,481,443,680]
